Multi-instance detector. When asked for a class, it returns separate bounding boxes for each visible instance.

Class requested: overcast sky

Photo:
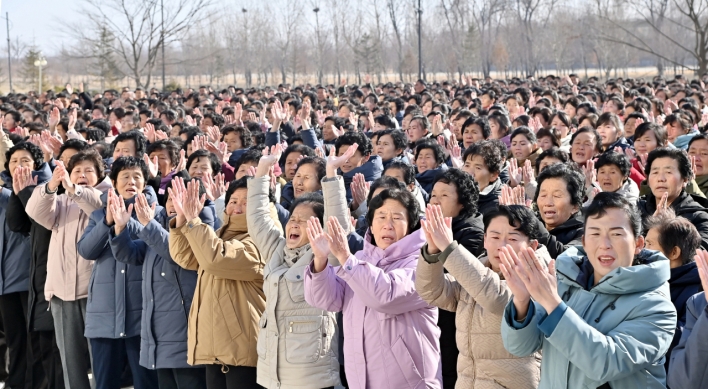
[1,0,82,55]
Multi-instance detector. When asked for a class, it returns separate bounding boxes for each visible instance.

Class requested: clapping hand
[182,179,206,222]
[134,193,156,227]
[12,166,37,195]
[255,144,283,178]
[307,216,331,273]
[326,216,351,264]
[108,191,133,236]
[694,250,708,304]
[507,246,560,315]
[498,245,532,319]
[202,172,226,201]
[168,177,187,227]
[326,142,358,177]
[654,192,669,216]
[350,173,370,211]
[421,204,453,255]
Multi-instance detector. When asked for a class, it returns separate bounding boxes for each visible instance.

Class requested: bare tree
[471,0,506,77]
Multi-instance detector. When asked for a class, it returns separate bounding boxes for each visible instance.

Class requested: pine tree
[20,48,48,91]
[91,27,122,90]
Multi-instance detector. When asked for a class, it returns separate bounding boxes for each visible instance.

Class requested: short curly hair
[463,140,504,174]
[595,151,632,178]
[384,160,416,185]
[534,163,585,208]
[645,147,692,180]
[68,149,106,183]
[109,156,149,183]
[377,129,408,151]
[186,149,222,176]
[221,124,253,149]
[5,141,43,173]
[146,139,180,168]
[335,131,373,156]
[483,205,542,241]
[296,156,327,183]
[461,117,491,139]
[433,168,479,219]
[414,139,445,166]
[365,188,421,245]
[535,148,569,173]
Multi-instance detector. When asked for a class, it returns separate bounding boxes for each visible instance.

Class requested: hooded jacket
[77,186,158,339]
[247,176,340,389]
[502,247,677,388]
[638,191,708,250]
[169,207,263,369]
[668,292,708,389]
[416,243,548,389]
[0,163,52,295]
[304,177,443,389]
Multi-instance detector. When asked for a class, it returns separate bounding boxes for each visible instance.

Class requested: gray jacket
[668,292,708,389]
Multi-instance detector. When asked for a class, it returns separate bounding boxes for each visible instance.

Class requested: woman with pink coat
[304,144,442,389]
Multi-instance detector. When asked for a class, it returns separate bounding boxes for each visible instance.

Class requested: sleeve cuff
[335,255,360,279]
[180,217,203,233]
[422,241,458,264]
[538,301,568,337]
[510,300,536,329]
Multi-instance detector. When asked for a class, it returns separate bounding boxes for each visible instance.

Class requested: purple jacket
[304,229,442,389]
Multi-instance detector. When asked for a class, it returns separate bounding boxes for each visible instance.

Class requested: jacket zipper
[174,270,188,323]
[289,320,315,333]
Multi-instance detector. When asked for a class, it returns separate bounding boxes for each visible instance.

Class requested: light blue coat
[501,246,677,388]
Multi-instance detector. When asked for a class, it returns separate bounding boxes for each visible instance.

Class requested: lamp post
[417,0,423,80]
[33,55,47,94]
[313,7,322,85]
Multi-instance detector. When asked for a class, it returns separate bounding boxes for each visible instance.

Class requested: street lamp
[33,55,47,93]
[313,7,322,85]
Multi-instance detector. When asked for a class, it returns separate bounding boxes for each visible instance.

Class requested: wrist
[540,294,562,314]
[326,167,338,178]
[114,224,124,235]
[47,182,59,193]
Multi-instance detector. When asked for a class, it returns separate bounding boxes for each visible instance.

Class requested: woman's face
[150,149,175,177]
[283,152,302,180]
[323,120,337,141]
[416,149,438,173]
[648,156,687,204]
[187,156,214,178]
[551,116,570,139]
[70,160,99,187]
[422,100,433,115]
[223,132,243,153]
[462,124,484,148]
[538,157,561,173]
[665,122,687,143]
[537,177,578,230]
[376,134,402,162]
[564,104,576,119]
[3,113,16,129]
[484,216,537,273]
[570,132,597,164]
[688,138,708,176]
[370,199,409,250]
[597,122,620,147]
[8,150,35,175]
[463,155,496,190]
[407,119,428,143]
[292,163,322,198]
[285,204,318,249]
[537,136,555,151]
[596,164,625,192]
[112,167,145,199]
[428,181,464,219]
[583,207,643,282]
[225,188,248,215]
[510,135,535,161]
[634,130,660,155]
[488,119,502,139]
[58,148,80,166]
[505,98,520,115]
[624,118,639,138]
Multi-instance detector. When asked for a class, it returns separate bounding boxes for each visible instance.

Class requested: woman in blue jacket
[77,157,159,389]
[108,177,218,389]
[500,192,677,388]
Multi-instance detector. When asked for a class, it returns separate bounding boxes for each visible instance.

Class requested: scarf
[283,244,310,267]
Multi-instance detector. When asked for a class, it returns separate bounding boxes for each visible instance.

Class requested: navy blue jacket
[340,155,383,202]
[416,164,448,194]
[78,187,158,339]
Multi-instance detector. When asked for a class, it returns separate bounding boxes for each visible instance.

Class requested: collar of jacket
[1,161,53,189]
[340,155,383,181]
[670,261,700,287]
[360,227,425,267]
[480,178,502,197]
[605,137,630,152]
[696,174,708,195]
[556,246,670,294]
[223,212,248,234]
[548,212,583,235]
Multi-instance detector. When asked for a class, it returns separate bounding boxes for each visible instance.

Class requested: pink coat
[304,229,442,389]
[25,178,112,302]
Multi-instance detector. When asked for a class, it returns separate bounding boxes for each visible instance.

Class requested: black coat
[638,191,708,251]
[538,212,584,259]
[477,179,502,217]
[452,213,485,257]
[6,185,54,332]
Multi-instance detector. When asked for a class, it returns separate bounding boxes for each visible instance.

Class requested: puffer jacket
[502,247,677,388]
[304,176,441,389]
[638,190,708,250]
[416,164,448,195]
[246,176,340,389]
[416,243,545,389]
[169,209,265,368]
[0,163,52,295]
[77,187,157,339]
[25,178,112,302]
[668,292,708,389]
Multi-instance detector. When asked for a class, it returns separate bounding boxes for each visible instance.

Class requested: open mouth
[543,210,557,218]
[288,233,300,241]
[597,255,615,267]
[379,235,396,243]
[76,179,89,185]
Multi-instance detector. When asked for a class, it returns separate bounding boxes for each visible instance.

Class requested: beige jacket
[416,242,546,389]
[247,176,340,389]
[169,212,266,368]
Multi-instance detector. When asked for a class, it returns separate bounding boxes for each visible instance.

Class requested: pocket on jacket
[217,293,243,341]
[284,315,323,364]
[390,336,423,388]
[257,314,267,360]
[285,278,306,303]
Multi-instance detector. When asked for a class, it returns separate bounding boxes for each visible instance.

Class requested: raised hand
[508,158,522,188]
[348,112,358,128]
[134,193,156,227]
[12,166,37,195]
[47,162,68,192]
[184,115,197,127]
[183,179,206,221]
[68,108,77,131]
[155,129,168,140]
[332,125,346,138]
[48,107,60,130]
[109,193,133,236]
[144,123,156,143]
[654,192,669,216]
[256,144,283,178]
[143,154,159,178]
[299,101,312,129]
[316,110,326,127]
[202,172,226,201]
[307,216,331,273]
[176,150,187,172]
[326,216,351,264]
[206,141,231,164]
[206,126,221,143]
[449,134,463,168]
[350,173,370,210]
[522,160,535,186]
[512,247,560,314]
[694,250,708,304]
[582,159,596,190]
[326,142,358,177]
[498,245,532,319]
[314,146,325,159]
[422,204,454,254]
[168,177,187,227]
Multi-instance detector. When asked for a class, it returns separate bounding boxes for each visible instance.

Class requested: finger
[548,259,556,277]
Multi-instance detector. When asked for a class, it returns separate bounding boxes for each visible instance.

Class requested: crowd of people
[0,73,707,388]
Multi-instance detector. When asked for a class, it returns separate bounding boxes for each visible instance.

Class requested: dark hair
[463,140,504,174]
[224,177,257,204]
[688,134,708,151]
[384,160,416,185]
[280,144,315,166]
[89,119,111,136]
[433,168,479,219]
[68,149,106,183]
[483,205,542,241]
[146,139,180,168]
[365,188,421,245]
[487,114,511,137]
[570,126,602,152]
[584,192,642,238]
[510,126,537,143]
[535,147,570,173]
[368,176,406,203]
[112,130,147,158]
[186,149,222,176]
[5,141,44,173]
[461,117,491,140]
[414,140,445,166]
[377,129,408,152]
[664,112,692,135]
[296,156,326,182]
[596,112,624,140]
[59,139,90,159]
[633,122,668,147]
[595,151,632,178]
[534,163,585,208]
[645,209,701,265]
[109,156,149,183]
[234,148,263,171]
[644,147,692,180]
[335,131,373,156]
[221,124,253,149]
[289,192,325,224]
[536,128,561,148]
